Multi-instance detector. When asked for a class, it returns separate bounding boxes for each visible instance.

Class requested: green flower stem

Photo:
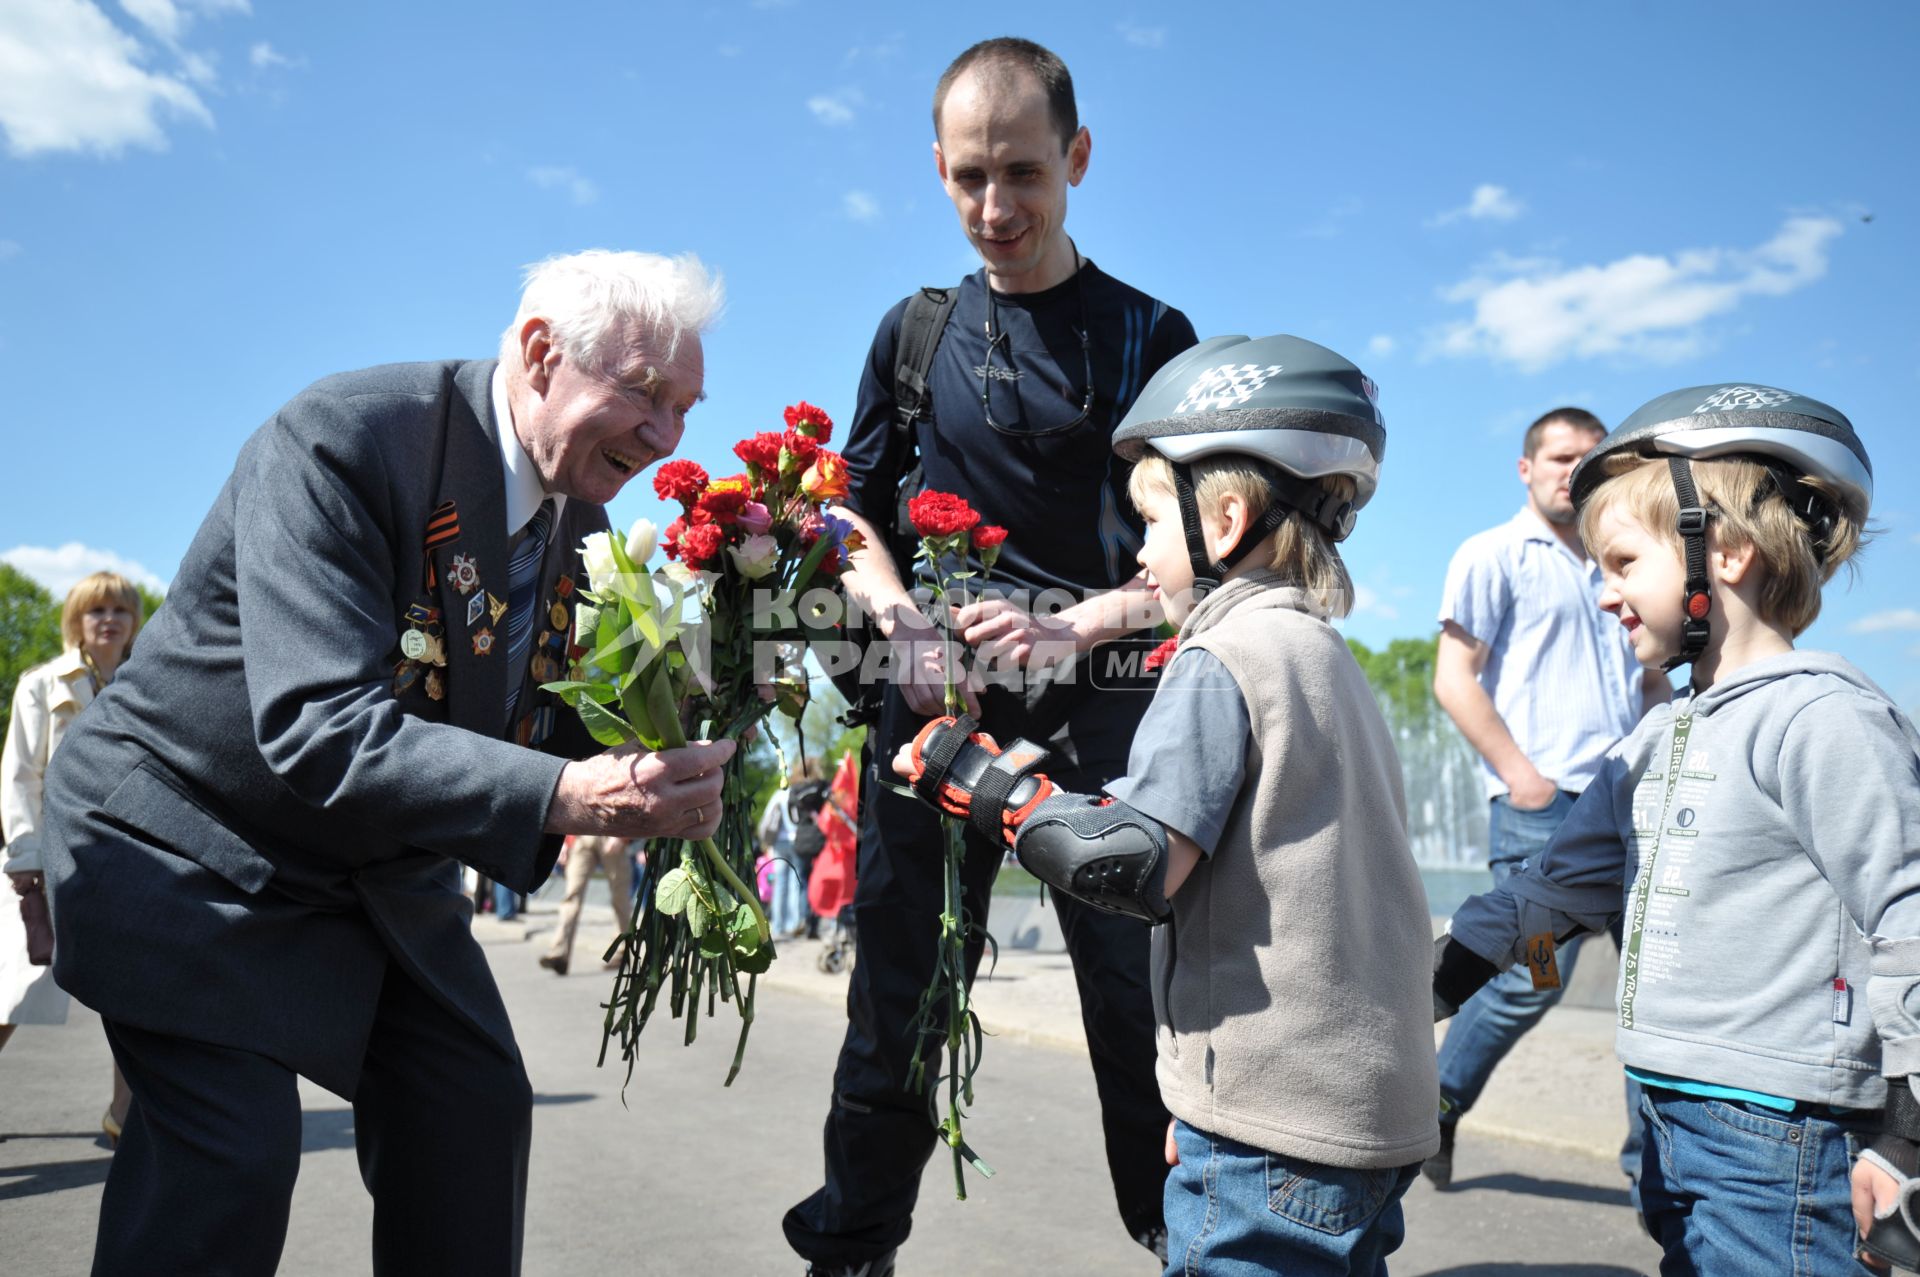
[694,835,770,943]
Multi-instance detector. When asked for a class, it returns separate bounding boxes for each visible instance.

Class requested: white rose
[728,534,780,580]
[626,517,658,565]
[579,531,617,593]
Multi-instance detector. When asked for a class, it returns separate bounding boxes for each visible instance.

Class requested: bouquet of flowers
[545,402,858,1085]
[899,490,1008,1198]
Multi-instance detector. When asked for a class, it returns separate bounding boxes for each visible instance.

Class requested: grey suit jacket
[42,359,607,1095]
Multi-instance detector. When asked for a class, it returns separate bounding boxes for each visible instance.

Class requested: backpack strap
[893,285,958,436]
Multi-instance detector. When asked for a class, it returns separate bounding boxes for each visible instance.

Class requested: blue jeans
[768,856,806,936]
[1638,1088,1875,1276]
[491,880,520,921]
[1164,1120,1418,1276]
[1437,791,1585,1113]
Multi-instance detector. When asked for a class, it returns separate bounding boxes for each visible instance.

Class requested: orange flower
[801,450,850,503]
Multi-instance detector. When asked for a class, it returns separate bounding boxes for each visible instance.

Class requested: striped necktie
[504,498,554,725]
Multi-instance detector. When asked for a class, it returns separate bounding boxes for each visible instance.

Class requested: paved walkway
[0,893,1659,1275]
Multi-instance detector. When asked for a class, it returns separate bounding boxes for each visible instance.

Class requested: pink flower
[737,501,773,536]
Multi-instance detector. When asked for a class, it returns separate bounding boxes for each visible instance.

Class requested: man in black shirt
[783,38,1197,1275]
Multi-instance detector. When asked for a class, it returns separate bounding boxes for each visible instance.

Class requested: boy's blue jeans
[1164,1120,1418,1276]
[1638,1088,1875,1276]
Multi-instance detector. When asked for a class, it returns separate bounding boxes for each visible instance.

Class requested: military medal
[400,629,429,661]
[487,593,507,624]
[467,593,485,627]
[425,668,446,701]
[449,553,480,595]
[392,662,420,695]
[424,632,448,667]
[549,600,569,630]
[473,628,495,657]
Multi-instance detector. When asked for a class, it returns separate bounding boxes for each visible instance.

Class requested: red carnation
[652,460,709,506]
[694,476,752,526]
[734,431,784,476]
[908,490,981,539]
[783,401,834,444]
[973,525,1008,549]
[661,516,689,560]
[1143,637,1180,673]
[781,429,820,473]
[679,522,726,568]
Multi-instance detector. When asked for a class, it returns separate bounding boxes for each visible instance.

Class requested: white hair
[499,249,725,374]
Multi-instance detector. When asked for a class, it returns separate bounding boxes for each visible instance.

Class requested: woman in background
[2,571,146,1144]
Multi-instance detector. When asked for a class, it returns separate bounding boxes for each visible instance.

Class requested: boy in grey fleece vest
[896,336,1439,1274]
[1435,383,1920,1275]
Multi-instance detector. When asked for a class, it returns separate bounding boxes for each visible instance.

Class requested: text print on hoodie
[1449,651,1920,1110]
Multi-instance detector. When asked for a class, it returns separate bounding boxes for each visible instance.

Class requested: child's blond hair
[1128,453,1355,617]
[1577,454,1866,636]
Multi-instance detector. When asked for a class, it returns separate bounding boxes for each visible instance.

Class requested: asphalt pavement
[0,891,1662,1275]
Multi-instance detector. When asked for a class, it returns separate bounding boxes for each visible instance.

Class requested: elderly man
[783,38,1197,1277]
[41,249,733,1276]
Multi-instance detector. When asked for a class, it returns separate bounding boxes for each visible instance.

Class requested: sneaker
[804,1250,896,1277]
[1422,1118,1457,1190]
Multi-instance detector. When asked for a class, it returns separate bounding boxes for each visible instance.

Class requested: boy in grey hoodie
[1434,383,1920,1275]
[896,336,1439,1275]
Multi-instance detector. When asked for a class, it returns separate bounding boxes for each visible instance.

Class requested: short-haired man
[782,37,1197,1276]
[1427,407,1670,1188]
[41,250,735,1276]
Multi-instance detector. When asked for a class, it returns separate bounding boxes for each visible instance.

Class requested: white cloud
[1432,183,1525,226]
[527,165,598,206]
[3,542,166,596]
[248,40,295,69]
[1848,609,1920,635]
[1350,584,1400,622]
[1434,214,1844,372]
[843,34,902,64]
[807,89,863,126]
[842,190,879,222]
[0,0,214,156]
[1367,335,1395,358]
[1117,20,1167,48]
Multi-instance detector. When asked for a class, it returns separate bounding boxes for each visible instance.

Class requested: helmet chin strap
[1169,462,1354,601]
[1665,455,1713,673]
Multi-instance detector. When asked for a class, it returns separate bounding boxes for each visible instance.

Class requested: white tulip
[579,531,618,594]
[626,518,658,565]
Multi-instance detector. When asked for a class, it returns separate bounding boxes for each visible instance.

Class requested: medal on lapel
[487,592,508,624]
[472,628,496,657]
[467,592,486,627]
[449,553,480,596]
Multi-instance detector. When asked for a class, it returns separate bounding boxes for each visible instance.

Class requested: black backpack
[829,285,959,724]
[786,779,831,862]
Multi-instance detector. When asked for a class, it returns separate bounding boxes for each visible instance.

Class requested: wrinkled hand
[888,608,982,718]
[547,739,735,841]
[951,597,1080,674]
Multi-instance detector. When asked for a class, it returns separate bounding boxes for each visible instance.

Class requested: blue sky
[3,1,1917,707]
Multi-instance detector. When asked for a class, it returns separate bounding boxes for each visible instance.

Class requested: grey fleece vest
[1153,571,1441,1168]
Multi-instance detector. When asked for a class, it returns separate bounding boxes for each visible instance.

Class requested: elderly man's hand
[546,739,735,841]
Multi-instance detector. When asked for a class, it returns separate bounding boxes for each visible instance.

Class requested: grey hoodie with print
[1449,651,1920,1110]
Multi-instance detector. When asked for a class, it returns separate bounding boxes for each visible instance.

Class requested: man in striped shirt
[1425,407,1670,1191]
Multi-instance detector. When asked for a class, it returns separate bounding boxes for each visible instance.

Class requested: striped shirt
[1439,507,1644,797]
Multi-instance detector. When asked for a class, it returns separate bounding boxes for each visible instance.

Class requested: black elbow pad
[1011,793,1171,925]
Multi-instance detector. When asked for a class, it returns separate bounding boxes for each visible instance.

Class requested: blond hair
[1129,453,1356,617]
[61,571,145,654]
[1577,454,1866,637]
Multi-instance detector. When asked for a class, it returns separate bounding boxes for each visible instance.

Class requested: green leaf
[574,695,641,747]
[687,892,711,938]
[618,676,663,749]
[593,605,634,675]
[727,905,761,954]
[788,531,836,597]
[653,867,693,915]
[698,928,729,957]
[644,662,689,749]
[733,940,775,974]
[542,679,616,704]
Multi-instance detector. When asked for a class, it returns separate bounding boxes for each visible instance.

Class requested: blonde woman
[2,571,144,1143]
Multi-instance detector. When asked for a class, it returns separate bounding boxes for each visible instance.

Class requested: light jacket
[3,649,96,874]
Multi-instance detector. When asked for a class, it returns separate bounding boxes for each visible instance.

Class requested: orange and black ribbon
[421,500,461,591]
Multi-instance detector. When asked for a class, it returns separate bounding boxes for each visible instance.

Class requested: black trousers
[95,958,533,1277]
[783,700,1169,1265]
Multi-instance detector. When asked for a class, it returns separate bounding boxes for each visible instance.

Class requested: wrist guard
[903,715,1057,843]
[1432,934,1500,1022]
[1862,1081,1920,1272]
[902,716,1171,924]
